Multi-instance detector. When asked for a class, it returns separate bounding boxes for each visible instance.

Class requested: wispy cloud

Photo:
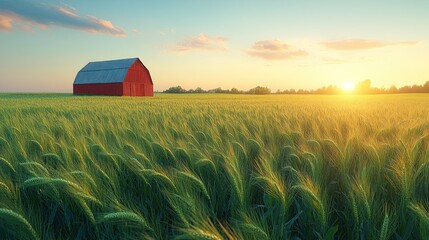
[168,33,227,52]
[159,29,175,36]
[57,5,78,18]
[0,0,126,36]
[0,14,12,31]
[322,58,351,64]
[246,40,308,60]
[321,39,417,50]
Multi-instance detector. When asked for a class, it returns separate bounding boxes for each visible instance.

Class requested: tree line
[163,80,429,95]
[163,86,271,95]
[277,80,429,94]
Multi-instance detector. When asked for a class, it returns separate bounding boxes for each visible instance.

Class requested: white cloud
[321,39,417,50]
[168,33,228,52]
[246,40,308,60]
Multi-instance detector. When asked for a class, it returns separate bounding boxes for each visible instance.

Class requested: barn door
[130,83,136,96]
[141,84,145,96]
[123,83,130,96]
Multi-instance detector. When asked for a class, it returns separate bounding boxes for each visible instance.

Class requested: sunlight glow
[342,81,355,92]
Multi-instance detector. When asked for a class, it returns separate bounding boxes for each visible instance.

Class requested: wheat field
[0,93,429,239]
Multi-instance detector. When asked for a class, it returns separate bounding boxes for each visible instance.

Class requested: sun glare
[342,81,355,92]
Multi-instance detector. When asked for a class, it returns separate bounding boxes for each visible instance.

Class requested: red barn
[73,57,153,96]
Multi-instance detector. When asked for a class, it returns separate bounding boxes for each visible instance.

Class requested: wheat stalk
[0,208,39,240]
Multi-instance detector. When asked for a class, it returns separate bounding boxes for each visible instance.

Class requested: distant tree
[315,87,326,94]
[208,87,226,93]
[424,81,429,91]
[355,79,372,94]
[230,88,240,94]
[374,87,386,94]
[194,87,205,93]
[246,86,271,95]
[398,85,411,93]
[388,85,398,94]
[164,86,186,93]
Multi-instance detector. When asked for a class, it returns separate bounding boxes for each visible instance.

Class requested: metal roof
[74,58,138,84]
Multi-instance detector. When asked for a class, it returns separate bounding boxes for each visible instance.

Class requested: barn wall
[145,84,154,96]
[123,82,130,96]
[73,83,123,96]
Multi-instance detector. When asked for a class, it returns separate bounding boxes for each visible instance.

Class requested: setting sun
[342,81,356,92]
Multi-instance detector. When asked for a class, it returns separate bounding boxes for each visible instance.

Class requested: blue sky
[1,0,428,92]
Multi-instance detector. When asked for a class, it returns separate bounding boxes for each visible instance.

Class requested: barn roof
[73,58,138,84]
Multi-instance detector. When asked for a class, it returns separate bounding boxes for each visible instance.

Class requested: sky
[0,0,428,92]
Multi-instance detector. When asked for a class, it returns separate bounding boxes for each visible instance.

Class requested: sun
[342,81,356,92]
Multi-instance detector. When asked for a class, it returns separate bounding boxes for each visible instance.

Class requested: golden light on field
[342,81,356,92]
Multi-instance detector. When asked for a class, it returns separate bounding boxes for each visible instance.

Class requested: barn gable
[126,59,153,85]
[74,58,138,84]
